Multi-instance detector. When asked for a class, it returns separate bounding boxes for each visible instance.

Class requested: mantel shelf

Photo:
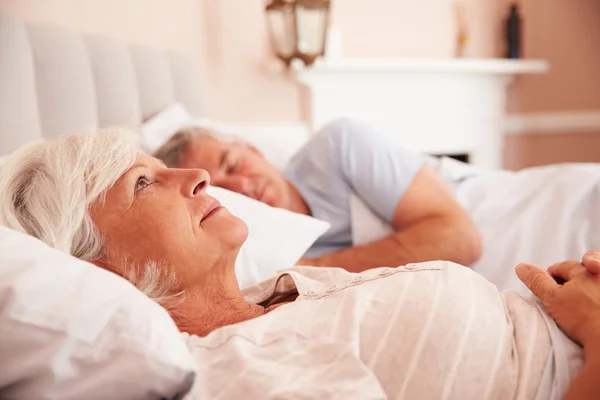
[295,57,549,169]
[294,58,550,76]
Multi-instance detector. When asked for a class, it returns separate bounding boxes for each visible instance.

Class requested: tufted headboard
[0,13,205,157]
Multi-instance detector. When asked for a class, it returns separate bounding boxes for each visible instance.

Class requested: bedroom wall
[200,0,600,169]
[0,0,209,97]
[0,0,205,62]
[333,0,502,59]
[2,0,599,169]
[505,133,600,168]
[503,0,600,169]
[199,0,504,123]
[197,0,303,123]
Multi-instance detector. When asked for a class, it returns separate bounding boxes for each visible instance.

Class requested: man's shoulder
[312,118,377,145]
[301,119,352,153]
[283,121,357,205]
[285,121,345,172]
[288,119,375,165]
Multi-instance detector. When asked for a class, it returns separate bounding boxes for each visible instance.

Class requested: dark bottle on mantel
[505,2,522,59]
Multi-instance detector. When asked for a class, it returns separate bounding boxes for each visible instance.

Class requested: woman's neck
[174,275,264,337]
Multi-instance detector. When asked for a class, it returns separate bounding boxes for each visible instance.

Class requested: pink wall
[334,0,503,59]
[0,0,205,65]
[2,0,600,169]
[508,0,600,114]
[0,0,224,118]
[199,0,303,123]
[5,0,598,121]
[202,0,600,120]
[201,0,506,122]
[202,0,600,123]
[505,0,600,169]
[505,131,600,170]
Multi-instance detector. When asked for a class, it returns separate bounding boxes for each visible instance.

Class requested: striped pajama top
[182,261,583,399]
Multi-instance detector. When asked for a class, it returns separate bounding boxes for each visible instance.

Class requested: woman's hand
[515,251,600,350]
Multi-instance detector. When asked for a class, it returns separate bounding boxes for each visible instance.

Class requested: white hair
[153,125,238,167]
[0,127,183,310]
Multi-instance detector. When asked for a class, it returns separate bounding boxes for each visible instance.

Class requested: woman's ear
[91,257,107,269]
[91,254,123,277]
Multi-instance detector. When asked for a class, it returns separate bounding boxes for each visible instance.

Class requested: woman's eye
[135,175,152,192]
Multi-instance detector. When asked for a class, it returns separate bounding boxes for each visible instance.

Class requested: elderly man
[154,118,481,272]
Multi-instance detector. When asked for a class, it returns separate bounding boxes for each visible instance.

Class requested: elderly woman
[0,128,584,399]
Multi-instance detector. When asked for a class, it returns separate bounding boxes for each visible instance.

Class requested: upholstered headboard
[0,13,205,157]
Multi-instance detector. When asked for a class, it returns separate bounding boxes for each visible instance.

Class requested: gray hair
[0,128,183,310]
[153,126,236,167]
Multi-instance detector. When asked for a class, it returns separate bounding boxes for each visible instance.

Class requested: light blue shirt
[284,118,425,258]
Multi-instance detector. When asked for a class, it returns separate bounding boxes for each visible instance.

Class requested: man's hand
[516,251,600,350]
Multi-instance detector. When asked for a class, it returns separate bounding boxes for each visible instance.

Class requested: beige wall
[505,0,600,169]
[508,0,600,114]
[505,131,600,170]
[201,0,505,123]
[198,0,303,123]
[202,0,600,169]
[0,0,205,63]
[0,0,213,114]
[2,0,599,168]
[334,0,502,59]
[0,0,507,123]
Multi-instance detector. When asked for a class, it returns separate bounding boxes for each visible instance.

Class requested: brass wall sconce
[265,0,331,67]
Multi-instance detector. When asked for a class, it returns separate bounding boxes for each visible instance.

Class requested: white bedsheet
[351,157,600,293]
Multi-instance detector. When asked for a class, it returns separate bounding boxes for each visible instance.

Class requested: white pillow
[0,226,196,399]
[139,103,196,153]
[192,119,310,171]
[140,103,310,171]
[350,193,394,247]
[207,186,330,288]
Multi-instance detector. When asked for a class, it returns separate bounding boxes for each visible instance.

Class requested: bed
[3,10,600,296]
[2,9,600,399]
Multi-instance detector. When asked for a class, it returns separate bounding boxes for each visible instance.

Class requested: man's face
[179,136,291,209]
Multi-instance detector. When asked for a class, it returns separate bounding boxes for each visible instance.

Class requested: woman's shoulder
[286,261,479,296]
[241,261,497,311]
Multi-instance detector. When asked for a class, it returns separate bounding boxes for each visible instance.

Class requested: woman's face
[91,153,247,288]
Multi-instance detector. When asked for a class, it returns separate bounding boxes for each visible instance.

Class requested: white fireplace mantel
[295,58,549,169]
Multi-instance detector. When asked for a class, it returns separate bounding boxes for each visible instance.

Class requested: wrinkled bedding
[352,157,600,293]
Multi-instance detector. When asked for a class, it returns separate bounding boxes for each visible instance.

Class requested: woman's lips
[201,201,223,222]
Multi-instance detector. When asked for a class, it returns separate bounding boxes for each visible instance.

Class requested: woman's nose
[185,169,211,198]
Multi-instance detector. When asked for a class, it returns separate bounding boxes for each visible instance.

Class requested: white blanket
[351,157,600,293]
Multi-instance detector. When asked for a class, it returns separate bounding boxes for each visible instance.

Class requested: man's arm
[305,167,481,272]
